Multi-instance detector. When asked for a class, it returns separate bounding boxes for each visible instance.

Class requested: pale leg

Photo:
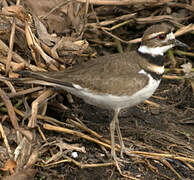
[115,115,125,158]
[109,109,120,160]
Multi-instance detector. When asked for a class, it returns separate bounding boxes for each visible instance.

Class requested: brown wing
[74,72,149,96]
[20,51,147,96]
[20,70,149,96]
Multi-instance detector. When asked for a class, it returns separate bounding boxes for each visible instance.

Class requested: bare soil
[34,78,194,180]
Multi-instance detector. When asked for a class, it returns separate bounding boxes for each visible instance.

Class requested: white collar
[138,44,174,56]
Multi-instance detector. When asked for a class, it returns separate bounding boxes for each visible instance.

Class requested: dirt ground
[32,78,194,180]
[0,0,194,180]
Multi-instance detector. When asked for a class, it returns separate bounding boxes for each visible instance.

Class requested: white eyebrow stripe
[150,32,166,38]
[166,32,175,40]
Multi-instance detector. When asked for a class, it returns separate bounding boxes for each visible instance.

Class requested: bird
[19,23,187,164]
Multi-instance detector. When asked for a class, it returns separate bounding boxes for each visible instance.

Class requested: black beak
[174,39,189,48]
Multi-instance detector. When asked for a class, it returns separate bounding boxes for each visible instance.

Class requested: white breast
[63,70,161,110]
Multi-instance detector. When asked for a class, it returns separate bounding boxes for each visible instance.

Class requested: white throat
[138,44,174,56]
[138,32,176,56]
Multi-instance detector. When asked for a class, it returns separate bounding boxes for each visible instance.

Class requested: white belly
[65,70,161,110]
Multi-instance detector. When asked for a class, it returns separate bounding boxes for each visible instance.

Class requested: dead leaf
[33,15,59,46]
[2,5,28,22]
[8,72,19,79]
[1,159,17,174]
[4,168,36,180]
[181,62,192,75]
[51,37,89,58]
[11,63,25,72]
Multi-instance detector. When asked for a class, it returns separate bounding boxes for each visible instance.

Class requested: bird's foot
[111,152,123,174]
[120,142,135,158]
[111,148,129,174]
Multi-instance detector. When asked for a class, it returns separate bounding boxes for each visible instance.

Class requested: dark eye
[157,34,167,40]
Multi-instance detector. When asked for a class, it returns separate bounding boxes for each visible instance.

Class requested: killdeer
[20,24,187,163]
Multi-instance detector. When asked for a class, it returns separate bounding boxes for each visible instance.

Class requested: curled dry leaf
[1,159,17,174]
[51,37,89,59]
[181,62,192,75]
[74,40,89,51]
[25,22,59,70]
[11,63,25,72]
[2,5,28,22]
[8,72,20,79]
[33,15,59,46]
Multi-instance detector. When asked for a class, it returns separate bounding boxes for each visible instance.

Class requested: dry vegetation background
[0,0,193,179]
